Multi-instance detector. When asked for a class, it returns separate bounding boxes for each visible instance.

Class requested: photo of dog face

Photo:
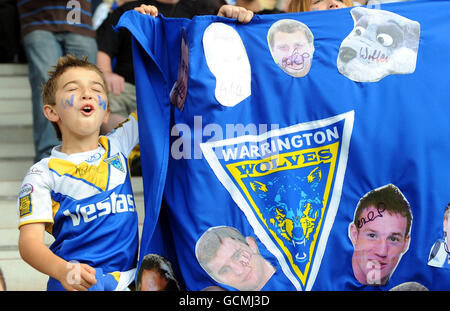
[337,7,420,82]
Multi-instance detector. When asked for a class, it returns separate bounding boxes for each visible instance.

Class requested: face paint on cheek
[98,95,107,110]
[61,94,75,109]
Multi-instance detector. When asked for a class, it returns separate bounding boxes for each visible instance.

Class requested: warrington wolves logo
[200,111,354,290]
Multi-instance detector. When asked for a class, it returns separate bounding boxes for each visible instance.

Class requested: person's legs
[23,30,63,162]
[60,32,97,64]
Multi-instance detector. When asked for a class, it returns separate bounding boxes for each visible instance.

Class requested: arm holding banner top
[217,4,254,23]
[134,4,254,23]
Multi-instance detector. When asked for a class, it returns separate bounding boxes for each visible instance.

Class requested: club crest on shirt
[200,111,354,290]
[104,153,125,173]
[19,183,33,218]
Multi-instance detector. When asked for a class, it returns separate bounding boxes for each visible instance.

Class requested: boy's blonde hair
[41,55,108,140]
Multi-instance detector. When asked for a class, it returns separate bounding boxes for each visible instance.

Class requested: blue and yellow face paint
[60,94,75,109]
[98,95,107,111]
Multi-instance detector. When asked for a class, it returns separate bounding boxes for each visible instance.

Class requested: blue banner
[117,1,450,290]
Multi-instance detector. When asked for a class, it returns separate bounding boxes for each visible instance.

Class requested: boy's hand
[59,262,97,291]
[134,4,159,17]
[217,5,254,24]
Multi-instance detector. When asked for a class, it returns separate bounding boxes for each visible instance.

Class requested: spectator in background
[18,0,97,163]
[96,0,229,135]
[235,0,285,13]
[96,0,250,175]
[287,0,353,11]
[93,0,135,30]
[0,0,26,63]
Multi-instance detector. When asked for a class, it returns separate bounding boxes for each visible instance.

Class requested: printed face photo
[140,269,169,291]
[445,214,450,249]
[337,7,420,82]
[170,28,189,111]
[427,204,450,269]
[268,19,315,78]
[348,184,412,286]
[205,237,268,290]
[350,206,410,285]
[136,253,181,291]
[195,226,275,291]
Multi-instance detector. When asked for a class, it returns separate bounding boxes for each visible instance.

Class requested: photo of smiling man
[195,226,275,291]
[348,184,412,286]
[267,19,315,78]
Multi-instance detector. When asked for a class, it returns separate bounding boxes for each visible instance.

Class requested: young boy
[17,55,139,291]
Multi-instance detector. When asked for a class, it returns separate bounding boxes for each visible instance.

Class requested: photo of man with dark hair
[348,184,412,286]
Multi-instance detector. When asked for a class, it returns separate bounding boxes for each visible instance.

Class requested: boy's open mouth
[80,104,95,116]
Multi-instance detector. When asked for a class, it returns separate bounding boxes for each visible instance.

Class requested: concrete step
[0,112,32,127]
[0,181,23,200]
[0,126,33,144]
[0,227,54,291]
[0,143,35,160]
[1,225,146,291]
[0,197,145,291]
[0,228,55,248]
[0,160,31,181]
[0,76,30,88]
[0,257,48,291]
[0,99,32,114]
[0,64,28,76]
[0,200,21,230]
[0,88,31,99]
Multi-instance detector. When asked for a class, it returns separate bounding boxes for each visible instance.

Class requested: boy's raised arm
[217,5,254,24]
[134,4,254,24]
[134,4,159,16]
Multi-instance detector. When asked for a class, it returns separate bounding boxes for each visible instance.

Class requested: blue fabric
[118,1,450,291]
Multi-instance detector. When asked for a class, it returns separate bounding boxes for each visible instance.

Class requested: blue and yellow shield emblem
[200,111,354,290]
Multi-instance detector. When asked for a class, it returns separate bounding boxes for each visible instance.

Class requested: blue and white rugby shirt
[17,113,139,289]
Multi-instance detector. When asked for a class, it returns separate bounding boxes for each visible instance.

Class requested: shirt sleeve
[17,161,54,229]
[106,112,139,157]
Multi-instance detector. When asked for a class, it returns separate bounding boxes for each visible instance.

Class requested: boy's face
[45,67,109,140]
